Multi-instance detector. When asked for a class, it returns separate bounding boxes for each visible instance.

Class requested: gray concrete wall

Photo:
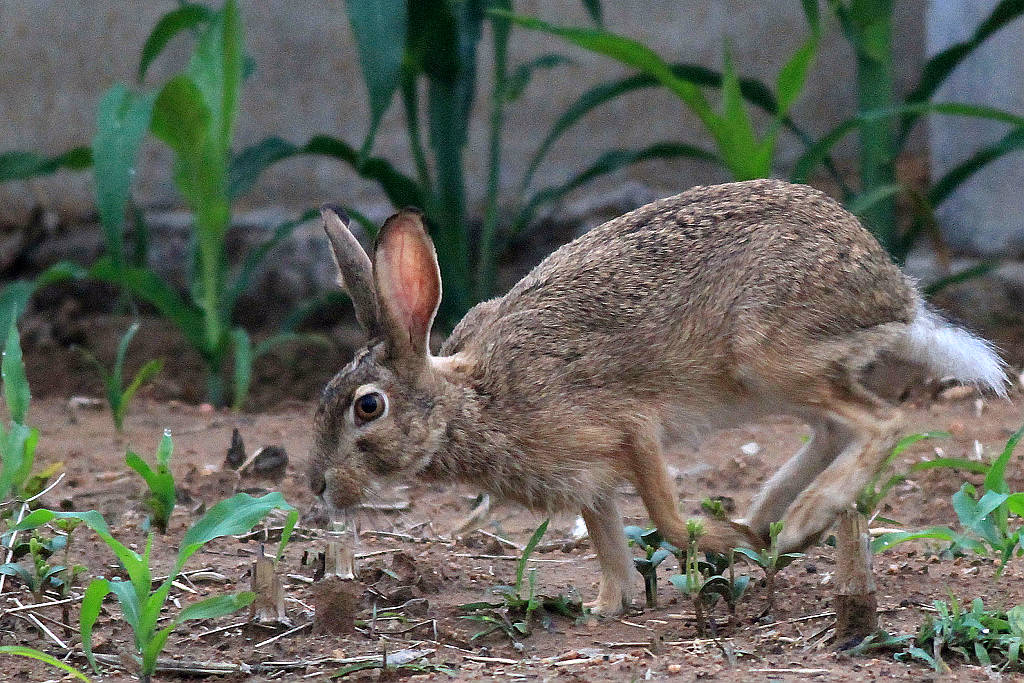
[927,0,1024,257]
[2,1,926,227]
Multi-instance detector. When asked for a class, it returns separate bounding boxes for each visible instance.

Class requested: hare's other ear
[373,208,441,359]
[321,205,379,335]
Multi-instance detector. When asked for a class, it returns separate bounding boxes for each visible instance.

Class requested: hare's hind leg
[628,422,761,556]
[581,494,636,616]
[743,417,849,541]
[776,399,903,553]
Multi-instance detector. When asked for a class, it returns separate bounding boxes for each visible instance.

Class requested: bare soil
[1,385,1023,681]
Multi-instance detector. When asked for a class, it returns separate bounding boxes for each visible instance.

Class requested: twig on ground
[255,621,311,648]
[12,598,68,650]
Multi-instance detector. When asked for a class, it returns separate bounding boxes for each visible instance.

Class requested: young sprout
[734,521,803,617]
[625,526,675,608]
[125,430,176,534]
[78,322,163,432]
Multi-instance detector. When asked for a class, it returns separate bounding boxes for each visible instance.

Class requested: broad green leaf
[150,75,211,160]
[344,0,407,156]
[0,147,92,183]
[774,34,818,118]
[718,45,766,180]
[178,492,297,568]
[1005,492,1024,517]
[0,646,91,682]
[108,578,143,634]
[177,591,255,624]
[138,3,214,82]
[185,0,244,154]
[93,86,156,272]
[230,328,253,412]
[733,547,767,567]
[871,526,961,553]
[2,318,29,424]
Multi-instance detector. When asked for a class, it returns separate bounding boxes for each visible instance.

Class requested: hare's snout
[307,447,371,509]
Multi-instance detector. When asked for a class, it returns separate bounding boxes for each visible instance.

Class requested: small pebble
[740,442,760,456]
[667,664,682,674]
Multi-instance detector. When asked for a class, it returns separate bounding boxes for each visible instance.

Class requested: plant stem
[850,0,898,253]
[476,9,510,302]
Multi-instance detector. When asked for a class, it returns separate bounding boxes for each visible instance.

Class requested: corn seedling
[125,430,176,534]
[459,519,581,640]
[734,521,803,617]
[0,316,39,504]
[79,322,163,432]
[13,491,297,682]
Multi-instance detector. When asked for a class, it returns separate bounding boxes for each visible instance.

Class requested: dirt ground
[1,379,1023,681]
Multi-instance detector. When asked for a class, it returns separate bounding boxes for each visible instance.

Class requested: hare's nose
[309,469,327,497]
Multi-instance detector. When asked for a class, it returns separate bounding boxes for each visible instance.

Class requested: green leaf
[792,102,1024,183]
[0,284,35,348]
[718,44,767,180]
[733,547,767,567]
[118,358,164,430]
[89,259,209,360]
[516,141,716,232]
[899,0,1024,142]
[108,578,143,634]
[230,328,253,413]
[228,135,422,208]
[126,430,175,533]
[138,3,213,82]
[985,423,1023,495]
[93,85,156,271]
[504,53,572,102]
[113,322,142,392]
[0,646,91,682]
[928,126,1024,208]
[2,317,30,424]
[176,591,255,624]
[186,0,244,154]
[1005,492,1024,517]
[774,34,818,117]
[516,519,549,591]
[150,75,212,160]
[178,492,297,569]
[871,526,961,553]
[0,147,92,183]
[344,0,407,156]
[499,13,715,128]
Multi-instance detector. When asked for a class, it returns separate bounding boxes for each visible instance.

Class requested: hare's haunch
[309,179,1006,615]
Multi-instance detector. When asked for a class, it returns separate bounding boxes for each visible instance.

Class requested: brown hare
[308,179,1006,615]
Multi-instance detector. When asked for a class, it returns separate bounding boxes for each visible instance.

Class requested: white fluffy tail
[901,299,1007,396]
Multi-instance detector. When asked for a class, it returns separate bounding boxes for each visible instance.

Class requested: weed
[459,519,581,640]
[734,521,803,617]
[0,533,81,601]
[125,430,176,534]
[666,520,737,635]
[898,597,1024,673]
[79,322,163,432]
[13,491,297,682]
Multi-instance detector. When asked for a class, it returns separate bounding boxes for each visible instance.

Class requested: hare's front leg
[580,494,636,616]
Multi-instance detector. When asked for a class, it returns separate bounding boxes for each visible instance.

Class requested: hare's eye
[354,392,386,422]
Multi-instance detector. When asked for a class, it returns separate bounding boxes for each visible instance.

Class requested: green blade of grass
[0,147,92,183]
[2,317,30,425]
[516,519,549,591]
[138,3,213,82]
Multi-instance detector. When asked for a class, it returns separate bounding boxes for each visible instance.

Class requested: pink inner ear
[389,227,438,335]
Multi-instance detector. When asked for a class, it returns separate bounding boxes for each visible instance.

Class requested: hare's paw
[584,577,636,617]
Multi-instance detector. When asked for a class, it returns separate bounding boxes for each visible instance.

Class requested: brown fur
[309,180,956,615]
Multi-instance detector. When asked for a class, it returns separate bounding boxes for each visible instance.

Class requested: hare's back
[442,180,915,392]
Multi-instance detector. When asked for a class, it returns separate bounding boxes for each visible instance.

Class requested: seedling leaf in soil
[13,491,296,680]
[625,525,676,608]
[666,519,739,635]
[0,646,90,682]
[125,429,176,533]
[459,519,581,640]
[896,597,1024,672]
[734,521,803,617]
[79,322,163,431]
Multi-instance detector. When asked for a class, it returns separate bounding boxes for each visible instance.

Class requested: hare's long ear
[373,208,441,359]
[321,205,380,335]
